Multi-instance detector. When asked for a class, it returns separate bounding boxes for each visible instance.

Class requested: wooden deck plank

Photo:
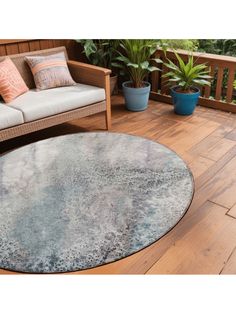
[225,129,236,141]
[190,155,236,211]
[194,145,236,191]
[212,124,236,138]
[147,202,236,274]
[220,247,236,274]
[189,156,215,179]
[200,138,235,161]
[169,121,220,153]
[188,135,221,156]
[227,203,236,219]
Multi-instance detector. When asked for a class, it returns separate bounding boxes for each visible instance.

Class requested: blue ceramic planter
[122,81,151,111]
[171,86,200,115]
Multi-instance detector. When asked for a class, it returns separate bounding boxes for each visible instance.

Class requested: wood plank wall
[0,39,85,61]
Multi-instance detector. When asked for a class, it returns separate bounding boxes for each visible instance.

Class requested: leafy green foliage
[163,51,211,92]
[76,40,119,70]
[160,40,199,51]
[198,40,236,97]
[198,40,236,56]
[113,40,162,88]
[163,39,236,57]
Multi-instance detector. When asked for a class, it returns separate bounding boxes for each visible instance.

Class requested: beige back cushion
[0,46,68,89]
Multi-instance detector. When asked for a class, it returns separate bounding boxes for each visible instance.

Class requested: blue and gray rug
[0,132,194,273]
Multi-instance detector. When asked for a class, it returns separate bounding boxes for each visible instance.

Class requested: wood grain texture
[220,247,236,274]
[200,138,235,161]
[226,129,236,141]
[194,145,236,191]
[1,95,236,275]
[0,39,82,61]
[5,43,19,55]
[215,67,224,100]
[189,156,215,178]
[226,68,235,103]
[105,75,112,130]
[208,155,236,209]
[68,60,111,89]
[204,65,215,98]
[29,40,41,51]
[18,42,30,53]
[0,45,6,56]
[0,40,28,45]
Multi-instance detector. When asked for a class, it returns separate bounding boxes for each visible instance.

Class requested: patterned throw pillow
[0,58,29,103]
[25,52,76,91]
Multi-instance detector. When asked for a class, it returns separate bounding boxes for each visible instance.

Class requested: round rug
[0,132,194,273]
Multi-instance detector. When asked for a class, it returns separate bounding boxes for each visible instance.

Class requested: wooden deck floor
[1,95,236,275]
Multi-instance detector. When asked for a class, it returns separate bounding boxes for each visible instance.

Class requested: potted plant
[76,40,119,95]
[113,40,162,111]
[163,51,211,115]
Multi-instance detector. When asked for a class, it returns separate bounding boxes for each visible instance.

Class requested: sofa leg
[105,110,111,130]
[105,75,112,130]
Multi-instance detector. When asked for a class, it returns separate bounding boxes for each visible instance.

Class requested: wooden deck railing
[150,49,236,113]
[0,39,82,61]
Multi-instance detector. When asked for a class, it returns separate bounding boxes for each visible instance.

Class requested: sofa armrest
[67,60,112,130]
[67,60,111,88]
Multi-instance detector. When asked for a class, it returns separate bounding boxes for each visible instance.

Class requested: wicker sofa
[0,46,111,142]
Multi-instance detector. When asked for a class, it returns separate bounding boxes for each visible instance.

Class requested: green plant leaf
[116,55,131,63]
[173,50,186,72]
[112,40,161,86]
[162,71,177,78]
[197,75,212,79]
[163,51,212,90]
[148,66,161,72]
[151,58,163,64]
[127,62,139,68]
[193,79,211,86]
[169,78,181,82]
[140,61,149,69]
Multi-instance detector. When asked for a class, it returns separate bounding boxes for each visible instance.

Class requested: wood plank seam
[219,245,236,274]
[207,200,232,211]
[226,212,236,219]
[194,146,236,190]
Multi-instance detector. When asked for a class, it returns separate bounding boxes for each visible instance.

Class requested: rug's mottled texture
[0,133,194,273]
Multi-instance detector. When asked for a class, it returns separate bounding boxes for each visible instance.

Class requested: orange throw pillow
[0,58,29,103]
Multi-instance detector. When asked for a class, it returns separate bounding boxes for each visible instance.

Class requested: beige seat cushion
[10,83,106,122]
[0,103,24,130]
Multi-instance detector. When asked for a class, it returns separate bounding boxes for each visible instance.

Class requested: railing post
[226,68,235,103]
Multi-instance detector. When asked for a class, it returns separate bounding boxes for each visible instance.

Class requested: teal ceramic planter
[122,81,151,111]
[171,86,200,115]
